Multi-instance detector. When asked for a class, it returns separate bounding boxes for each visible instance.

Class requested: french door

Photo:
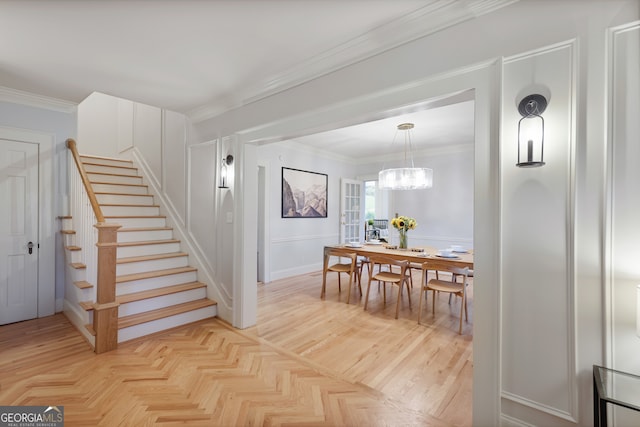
[0,140,39,325]
[339,178,363,243]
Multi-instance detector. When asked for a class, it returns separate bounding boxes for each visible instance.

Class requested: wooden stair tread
[117,252,188,264]
[58,215,72,219]
[84,324,96,336]
[91,181,147,188]
[70,262,86,270]
[60,229,76,235]
[74,280,93,289]
[117,239,179,247]
[86,171,141,179]
[94,192,153,197]
[118,299,216,329]
[118,226,172,232]
[79,301,94,311]
[82,161,137,171]
[104,215,166,219]
[65,245,81,251]
[117,281,206,304]
[100,203,160,207]
[116,266,196,283]
[80,153,134,163]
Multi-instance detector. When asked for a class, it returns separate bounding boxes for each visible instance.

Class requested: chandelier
[378,123,433,190]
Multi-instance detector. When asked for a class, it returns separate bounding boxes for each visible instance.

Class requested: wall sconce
[218,154,234,189]
[516,94,548,167]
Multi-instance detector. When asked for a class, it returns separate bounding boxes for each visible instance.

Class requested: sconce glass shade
[379,167,433,190]
[516,94,547,168]
[378,123,433,190]
[218,154,233,189]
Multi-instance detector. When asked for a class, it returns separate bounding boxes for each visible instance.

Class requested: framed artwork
[281,167,328,218]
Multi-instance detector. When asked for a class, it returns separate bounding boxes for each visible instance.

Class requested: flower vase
[399,231,408,249]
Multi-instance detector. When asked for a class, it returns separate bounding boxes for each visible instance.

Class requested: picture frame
[281,167,328,218]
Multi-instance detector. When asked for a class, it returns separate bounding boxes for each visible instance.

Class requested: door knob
[27,241,33,255]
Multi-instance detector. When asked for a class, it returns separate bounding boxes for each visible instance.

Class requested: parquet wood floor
[246,269,473,427]
[0,269,472,426]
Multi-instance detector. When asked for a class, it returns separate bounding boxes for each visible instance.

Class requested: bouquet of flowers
[390,215,416,249]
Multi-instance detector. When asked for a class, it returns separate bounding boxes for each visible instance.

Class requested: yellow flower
[391,215,417,232]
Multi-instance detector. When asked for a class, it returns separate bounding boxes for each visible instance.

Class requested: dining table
[324,242,474,271]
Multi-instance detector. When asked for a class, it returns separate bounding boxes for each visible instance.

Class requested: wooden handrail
[66,138,105,223]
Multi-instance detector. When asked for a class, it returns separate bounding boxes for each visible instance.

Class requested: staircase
[62,154,216,346]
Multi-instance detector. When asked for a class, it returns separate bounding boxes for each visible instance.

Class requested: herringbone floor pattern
[0,314,448,426]
[0,269,472,426]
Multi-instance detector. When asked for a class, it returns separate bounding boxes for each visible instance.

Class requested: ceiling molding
[0,86,77,114]
[274,138,474,167]
[189,0,518,122]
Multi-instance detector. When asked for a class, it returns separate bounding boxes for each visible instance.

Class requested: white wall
[256,140,354,280]
[357,146,474,250]
[192,1,640,425]
[609,22,640,427]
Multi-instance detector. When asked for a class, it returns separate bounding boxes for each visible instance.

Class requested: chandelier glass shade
[378,123,433,190]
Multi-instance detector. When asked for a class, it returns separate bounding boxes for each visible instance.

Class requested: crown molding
[0,86,77,113]
[189,0,518,123]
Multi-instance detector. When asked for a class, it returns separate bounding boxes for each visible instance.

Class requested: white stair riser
[62,234,76,247]
[101,205,160,216]
[83,163,138,176]
[117,242,181,258]
[60,218,73,229]
[65,250,82,264]
[116,255,189,276]
[92,183,148,195]
[80,157,133,168]
[96,193,154,206]
[117,229,173,243]
[87,173,142,185]
[116,271,198,295]
[118,288,207,317]
[118,305,216,343]
[105,217,166,228]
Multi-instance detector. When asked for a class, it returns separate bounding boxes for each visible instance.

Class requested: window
[364,180,376,221]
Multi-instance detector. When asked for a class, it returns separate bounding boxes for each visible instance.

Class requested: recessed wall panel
[501,42,576,422]
[609,24,640,426]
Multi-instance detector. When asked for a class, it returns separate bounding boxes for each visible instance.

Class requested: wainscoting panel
[500,41,577,424]
[608,22,640,426]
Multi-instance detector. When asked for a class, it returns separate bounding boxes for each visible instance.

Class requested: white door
[0,140,39,325]
[340,179,363,243]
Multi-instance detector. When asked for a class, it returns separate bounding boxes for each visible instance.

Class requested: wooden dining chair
[418,261,469,334]
[364,256,411,319]
[321,249,360,304]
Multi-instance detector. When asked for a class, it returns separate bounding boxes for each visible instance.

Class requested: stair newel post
[93,222,121,354]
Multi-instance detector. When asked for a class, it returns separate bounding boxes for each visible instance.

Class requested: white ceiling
[0,0,506,157]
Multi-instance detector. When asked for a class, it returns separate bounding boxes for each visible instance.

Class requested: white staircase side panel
[118,288,207,317]
[105,216,166,228]
[116,241,181,258]
[118,305,217,343]
[63,299,95,348]
[87,173,143,185]
[117,228,173,243]
[116,271,198,295]
[92,183,148,195]
[96,193,154,206]
[101,205,160,216]
[83,163,138,176]
[116,255,189,276]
